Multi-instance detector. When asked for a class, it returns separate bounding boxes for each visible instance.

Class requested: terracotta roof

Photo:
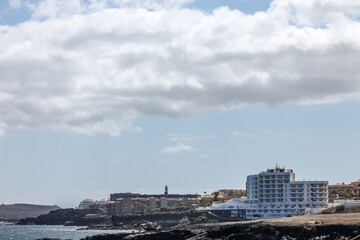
[329,183,355,188]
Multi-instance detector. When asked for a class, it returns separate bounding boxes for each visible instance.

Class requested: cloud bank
[162,144,194,153]
[1,0,360,136]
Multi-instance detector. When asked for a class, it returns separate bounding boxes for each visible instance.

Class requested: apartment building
[204,167,328,219]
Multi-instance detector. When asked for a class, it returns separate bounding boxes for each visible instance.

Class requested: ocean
[0,221,131,240]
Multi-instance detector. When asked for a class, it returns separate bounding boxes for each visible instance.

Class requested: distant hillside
[0,203,61,220]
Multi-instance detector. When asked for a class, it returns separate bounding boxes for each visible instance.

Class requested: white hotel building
[209,167,328,219]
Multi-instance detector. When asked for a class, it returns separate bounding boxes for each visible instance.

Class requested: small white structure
[78,198,108,209]
[333,199,360,207]
[78,199,95,209]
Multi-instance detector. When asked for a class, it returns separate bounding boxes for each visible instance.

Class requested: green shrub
[321,209,331,214]
[335,205,345,212]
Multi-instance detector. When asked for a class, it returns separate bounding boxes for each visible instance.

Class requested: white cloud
[0,128,5,138]
[0,0,360,136]
[8,0,21,9]
[161,144,194,153]
[132,126,143,132]
[26,0,195,20]
[167,134,214,142]
[232,131,248,137]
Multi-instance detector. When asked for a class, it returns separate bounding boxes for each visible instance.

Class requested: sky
[0,0,360,208]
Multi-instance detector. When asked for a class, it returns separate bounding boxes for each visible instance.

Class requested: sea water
[0,221,131,240]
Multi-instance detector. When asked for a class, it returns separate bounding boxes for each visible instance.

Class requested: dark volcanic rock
[18,208,105,226]
[82,213,360,240]
[110,211,213,229]
[82,224,360,240]
[37,238,71,240]
[81,233,131,240]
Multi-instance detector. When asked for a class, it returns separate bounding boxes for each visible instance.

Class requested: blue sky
[1,0,360,207]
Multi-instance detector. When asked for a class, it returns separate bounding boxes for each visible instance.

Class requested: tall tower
[164,185,168,196]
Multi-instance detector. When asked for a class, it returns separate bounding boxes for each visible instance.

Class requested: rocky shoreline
[80,213,360,240]
[29,211,360,239]
[20,208,226,232]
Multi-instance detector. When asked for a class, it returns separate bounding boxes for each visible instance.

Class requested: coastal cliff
[17,208,105,225]
[81,213,360,240]
[0,204,61,220]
